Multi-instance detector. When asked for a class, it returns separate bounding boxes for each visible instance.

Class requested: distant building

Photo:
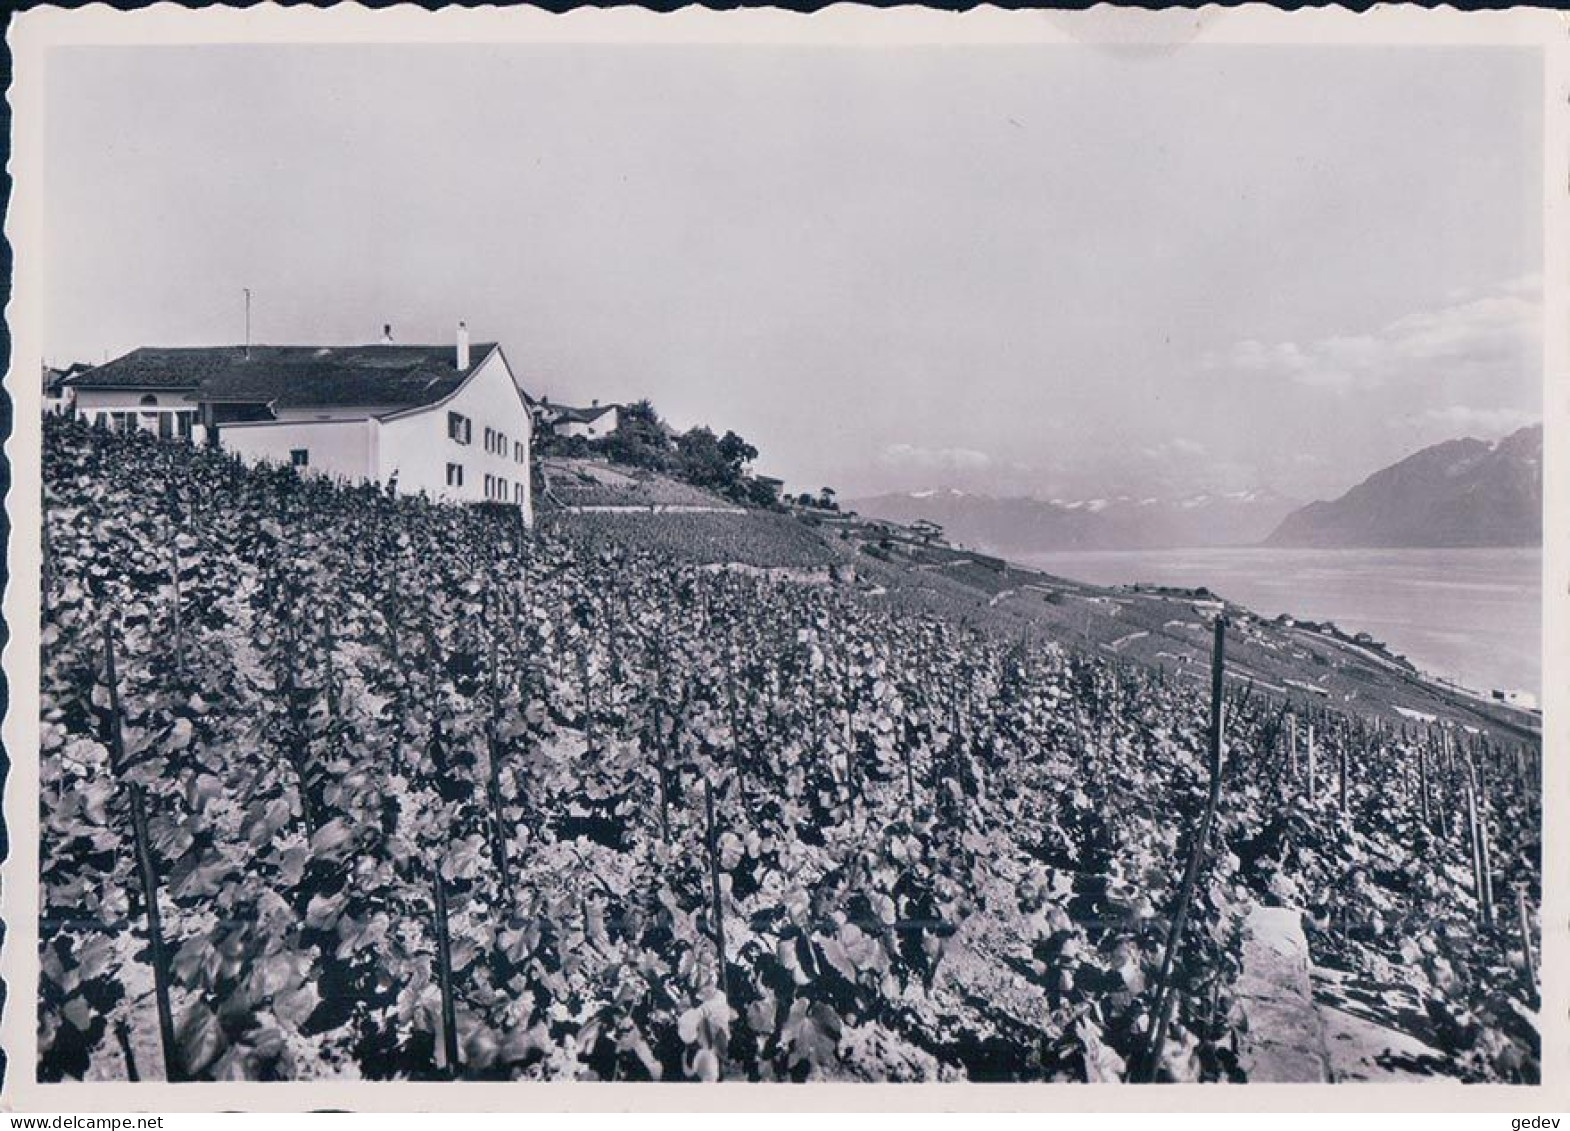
[64,323,534,522]
[753,474,785,503]
[1491,688,1538,710]
[911,519,945,544]
[537,399,620,440]
[42,362,91,416]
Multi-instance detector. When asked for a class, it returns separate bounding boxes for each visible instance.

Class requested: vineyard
[39,416,1540,1084]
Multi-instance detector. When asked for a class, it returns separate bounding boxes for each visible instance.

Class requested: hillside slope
[38,418,1540,1085]
[1268,425,1542,549]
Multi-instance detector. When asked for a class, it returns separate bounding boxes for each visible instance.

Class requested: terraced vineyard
[39,418,1540,1083]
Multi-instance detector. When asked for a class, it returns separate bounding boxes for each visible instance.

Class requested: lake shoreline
[1010,544,1542,700]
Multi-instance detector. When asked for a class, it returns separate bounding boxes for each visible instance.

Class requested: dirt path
[1312,966,1453,1082]
[1236,904,1452,1083]
[1235,906,1332,1082]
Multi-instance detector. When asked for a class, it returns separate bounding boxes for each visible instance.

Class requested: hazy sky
[44,44,1543,501]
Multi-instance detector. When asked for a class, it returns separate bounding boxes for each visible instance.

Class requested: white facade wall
[222,419,375,483]
[44,388,76,416]
[375,349,534,523]
[73,387,199,438]
[74,388,196,412]
[555,406,619,439]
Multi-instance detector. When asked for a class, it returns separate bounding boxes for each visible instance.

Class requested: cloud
[1202,276,1541,393]
[1414,404,1538,436]
[879,443,993,472]
[1141,436,1207,460]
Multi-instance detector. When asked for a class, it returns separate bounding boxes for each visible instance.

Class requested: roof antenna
[243,287,252,359]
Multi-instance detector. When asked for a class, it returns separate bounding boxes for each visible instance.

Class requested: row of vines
[39,417,1540,1083]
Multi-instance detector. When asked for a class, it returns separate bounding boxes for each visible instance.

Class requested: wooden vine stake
[1470,756,1496,927]
[1306,723,1317,806]
[651,645,672,845]
[578,642,597,756]
[1135,615,1227,1083]
[168,533,186,680]
[727,658,751,811]
[432,868,462,1077]
[1418,744,1432,832]
[703,776,732,1082]
[704,777,731,1008]
[42,512,54,610]
[1338,737,1349,814]
[1463,765,1492,929]
[482,597,512,907]
[102,619,185,1083]
[1516,885,1538,996]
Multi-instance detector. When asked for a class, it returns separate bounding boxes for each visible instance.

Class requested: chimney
[456,321,471,370]
[591,398,599,407]
[381,323,394,344]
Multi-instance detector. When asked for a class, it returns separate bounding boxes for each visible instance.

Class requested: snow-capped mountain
[843,487,1300,552]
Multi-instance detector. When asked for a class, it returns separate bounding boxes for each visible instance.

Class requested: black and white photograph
[3,3,1564,1108]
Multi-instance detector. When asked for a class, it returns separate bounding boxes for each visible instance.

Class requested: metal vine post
[1134,613,1226,1084]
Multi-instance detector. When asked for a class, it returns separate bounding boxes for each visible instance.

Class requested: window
[514,440,525,464]
[446,462,464,487]
[291,449,309,468]
[496,476,508,500]
[483,427,494,452]
[484,473,494,498]
[448,412,472,445]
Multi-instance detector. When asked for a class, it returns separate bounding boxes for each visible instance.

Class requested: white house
[65,323,535,523]
[536,399,620,440]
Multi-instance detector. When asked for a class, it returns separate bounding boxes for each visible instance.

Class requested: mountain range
[1266,423,1542,548]
[846,423,1543,553]
[843,487,1299,554]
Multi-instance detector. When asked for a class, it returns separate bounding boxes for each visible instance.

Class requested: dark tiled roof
[44,362,93,393]
[65,344,499,413]
[551,402,620,425]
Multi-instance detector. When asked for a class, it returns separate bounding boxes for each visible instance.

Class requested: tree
[602,399,674,470]
[677,427,758,493]
[718,431,758,473]
[742,477,783,510]
[818,487,838,512]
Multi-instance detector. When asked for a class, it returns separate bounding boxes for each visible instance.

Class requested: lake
[1017,546,1542,697]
